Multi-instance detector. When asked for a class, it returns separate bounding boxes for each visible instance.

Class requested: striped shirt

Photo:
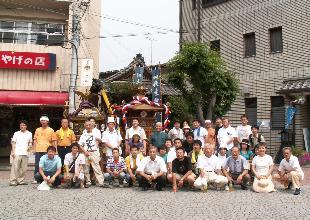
[106,156,126,172]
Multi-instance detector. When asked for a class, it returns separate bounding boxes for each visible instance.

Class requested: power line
[86,10,182,34]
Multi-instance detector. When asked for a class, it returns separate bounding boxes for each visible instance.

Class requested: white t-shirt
[125,126,147,140]
[78,131,101,152]
[83,127,101,139]
[102,129,123,157]
[167,147,176,163]
[217,126,237,150]
[137,155,167,174]
[279,155,304,179]
[252,154,273,176]
[168,128,184,141]
[64,152,86,174]
[217,154,227,168]
[197,154,221,172]
[193,127,208,147]
[236,125,252,141]
[12,130,32,156]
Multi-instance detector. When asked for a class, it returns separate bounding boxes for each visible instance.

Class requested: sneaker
[85,183,91,188]
[31,180,37,184]
[119,184,124,188]
[9,182,17,186]
[225,185,230,191]
[294,188,300,195]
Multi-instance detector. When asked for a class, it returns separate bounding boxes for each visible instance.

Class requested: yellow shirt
[125,154,144,172]
[34,127,54,152]
[52,128,76,147]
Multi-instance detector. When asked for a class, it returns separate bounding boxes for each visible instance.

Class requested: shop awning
[0,91,68,105]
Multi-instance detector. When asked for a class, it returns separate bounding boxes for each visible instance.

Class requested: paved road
[0,179,309,220]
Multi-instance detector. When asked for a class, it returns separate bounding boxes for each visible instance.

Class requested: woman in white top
[251,142,276,193]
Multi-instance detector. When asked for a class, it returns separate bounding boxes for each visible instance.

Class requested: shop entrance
[0,105,64,163]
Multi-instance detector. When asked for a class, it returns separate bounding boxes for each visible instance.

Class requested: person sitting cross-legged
[222,146,250,190]
[194,144,228,191]
[137,146,167,191]
[168,147,196,192]
[273,147,304,195]
[63,143,85,189]
[125,145,144,187]
[104,148,127,188]
[34,146,62,188]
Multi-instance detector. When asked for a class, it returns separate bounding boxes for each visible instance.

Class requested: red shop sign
[0,51,56,71]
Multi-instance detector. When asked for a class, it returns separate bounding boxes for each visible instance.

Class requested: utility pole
[146,36,156,65]
[69,1,80,114]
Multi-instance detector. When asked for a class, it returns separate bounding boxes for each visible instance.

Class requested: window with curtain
[271,96,285,129]
[245,98,257,126]
[202,0,228,8]
[269,27,283,53]
[244,32,256,57]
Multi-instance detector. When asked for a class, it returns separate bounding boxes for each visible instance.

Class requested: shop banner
[0,51,56,71]
[133,66,144,84]
[151,67,161,104]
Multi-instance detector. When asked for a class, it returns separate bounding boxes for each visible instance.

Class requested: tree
[166,42,239,122]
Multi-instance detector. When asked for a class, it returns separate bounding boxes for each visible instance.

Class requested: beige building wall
[181,0,310,155]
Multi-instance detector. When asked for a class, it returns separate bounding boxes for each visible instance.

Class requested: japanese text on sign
[0,51,56,71]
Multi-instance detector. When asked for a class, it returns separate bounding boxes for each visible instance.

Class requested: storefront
[0,91,68,160]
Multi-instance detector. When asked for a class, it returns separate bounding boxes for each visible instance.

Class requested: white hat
[219,143,228,149]
[40,116,49,122]
[205,120,212,124]
[183,125,190,130]
[107,117,115,124]
[257,179,269,188]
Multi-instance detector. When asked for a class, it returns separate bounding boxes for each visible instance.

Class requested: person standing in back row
[79,120,104,187]
[52,118,76,173]
[32,116,54,184]
[9,120,32,186]
[236,115,252,143]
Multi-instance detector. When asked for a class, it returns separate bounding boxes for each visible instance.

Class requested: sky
[99,0,180,72]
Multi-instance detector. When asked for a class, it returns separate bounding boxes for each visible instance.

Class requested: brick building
[180,0,310,156]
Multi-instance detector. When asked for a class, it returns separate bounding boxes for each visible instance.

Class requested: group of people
[9,114,304,195]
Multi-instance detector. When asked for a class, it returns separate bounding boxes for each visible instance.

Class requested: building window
[245,98,257,126]
[210,40,220,52]
[271,96,285,130]
[202,0,228,8]
[192,0,197,9]
[269,26,283,53]
[244,32,256,57]
[0,20,65,45]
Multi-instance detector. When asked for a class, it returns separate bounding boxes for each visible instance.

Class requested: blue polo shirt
[39,154,62,172]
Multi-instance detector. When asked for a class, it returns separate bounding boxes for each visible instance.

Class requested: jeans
[57,147,71,172]
[125,172,142,186]
[104,172,126,183]
[34,171,61,187]
[34,152,45,176]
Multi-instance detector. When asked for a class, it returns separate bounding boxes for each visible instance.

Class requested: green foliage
[108,83,141,104]
[168,96,195,125]
[292,146,306,157]
[167,42,239,119]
